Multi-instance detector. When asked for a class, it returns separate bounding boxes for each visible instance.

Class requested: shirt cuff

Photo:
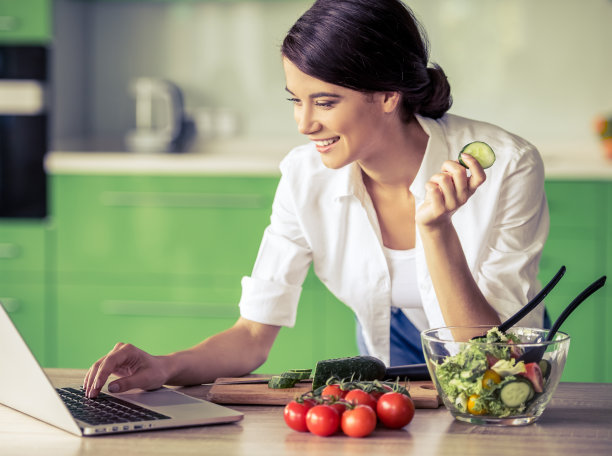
[238,276,302,327]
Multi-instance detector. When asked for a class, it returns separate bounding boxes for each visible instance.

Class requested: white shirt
[239,113,549,366]
[382,247,429,333]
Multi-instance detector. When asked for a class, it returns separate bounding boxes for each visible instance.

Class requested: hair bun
[419,64,452,118]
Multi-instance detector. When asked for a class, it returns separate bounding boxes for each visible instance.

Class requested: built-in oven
[0,45,48,218]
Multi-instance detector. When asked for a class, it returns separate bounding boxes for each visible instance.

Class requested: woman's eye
[315,100,335,108]
[286,97,335,109]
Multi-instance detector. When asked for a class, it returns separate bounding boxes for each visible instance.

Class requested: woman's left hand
[415,153,486,228]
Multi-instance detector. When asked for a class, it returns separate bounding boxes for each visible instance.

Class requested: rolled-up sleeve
[238,154,313,327]
[239,276,303,327]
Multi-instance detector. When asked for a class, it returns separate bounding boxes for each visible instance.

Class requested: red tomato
[344,389,377,410]
[341,405,377,438]
[376,392,415,429]
[321,384,346,400]
[329,401,347,417]
[283,399,315,432]
[306,404,340,437]
[370,385,393,402]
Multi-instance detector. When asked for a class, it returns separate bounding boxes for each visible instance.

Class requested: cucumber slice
[458,141,496,169]
[290,369,313,378]
[281,369,312,380]
[538,359,551,380]
[268,376,298,389]
[500,378,534,407]
[267,369,313,388]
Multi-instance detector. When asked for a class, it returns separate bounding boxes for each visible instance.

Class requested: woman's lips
[313,136,340,153]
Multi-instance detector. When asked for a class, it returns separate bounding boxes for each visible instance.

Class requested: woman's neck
[359,116,429,250]
[358,116,429,192]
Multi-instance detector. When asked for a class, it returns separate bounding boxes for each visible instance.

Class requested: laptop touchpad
[118,389,202,407]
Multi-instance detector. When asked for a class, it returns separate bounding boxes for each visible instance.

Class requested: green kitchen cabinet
[51,173,357,370]
[607,183,612,383]
[54,267,357,372]
[0,221,47,273]
[538,181,609,383]
[53,175,278,278]
[0,0,52,43]
[55,280,241,367]
[0,221,50,365]
[51,174,277,367]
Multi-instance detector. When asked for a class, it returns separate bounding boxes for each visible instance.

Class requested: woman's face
[283,58,397,170]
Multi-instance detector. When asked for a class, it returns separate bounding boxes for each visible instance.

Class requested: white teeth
[314,137,338,146]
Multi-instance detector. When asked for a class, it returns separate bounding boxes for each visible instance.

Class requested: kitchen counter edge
[46,140,612,179]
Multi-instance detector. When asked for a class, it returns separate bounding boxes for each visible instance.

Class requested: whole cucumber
[312,356,386,390]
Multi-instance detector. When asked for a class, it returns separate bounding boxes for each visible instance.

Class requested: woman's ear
[381,91,401,114]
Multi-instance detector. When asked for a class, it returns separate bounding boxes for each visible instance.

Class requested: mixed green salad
[435,328,549,418]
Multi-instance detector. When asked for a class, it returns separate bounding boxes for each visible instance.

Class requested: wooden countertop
[1,369,611,455]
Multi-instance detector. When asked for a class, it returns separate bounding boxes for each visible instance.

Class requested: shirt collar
[332,161,366,203]
[331,114,450,203]
[409,114,449,201]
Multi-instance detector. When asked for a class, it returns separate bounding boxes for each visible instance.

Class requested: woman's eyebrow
[285,87,343,99]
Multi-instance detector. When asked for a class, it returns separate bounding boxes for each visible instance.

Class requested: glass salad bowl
[421,326,570,426]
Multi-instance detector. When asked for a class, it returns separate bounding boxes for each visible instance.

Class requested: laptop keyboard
[57,387,171,426]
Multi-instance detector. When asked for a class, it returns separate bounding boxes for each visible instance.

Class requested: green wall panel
[0,0,51,43]
[539,181,609,382]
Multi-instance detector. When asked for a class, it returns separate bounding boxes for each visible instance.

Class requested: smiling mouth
[313,137,340,147]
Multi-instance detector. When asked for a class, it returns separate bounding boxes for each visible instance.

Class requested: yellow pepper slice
[467,394,487,415]
[482,369,502,389]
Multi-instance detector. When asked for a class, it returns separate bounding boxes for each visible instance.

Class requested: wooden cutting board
[207,378,441,409]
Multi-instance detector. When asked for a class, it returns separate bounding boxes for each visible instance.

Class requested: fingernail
[108,383,119,393]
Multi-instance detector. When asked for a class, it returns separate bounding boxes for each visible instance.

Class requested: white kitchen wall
[52,0,612,155]
[416,0,612,155]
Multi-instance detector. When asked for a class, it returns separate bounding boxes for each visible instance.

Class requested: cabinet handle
[101,300,237,319]
[0,16,19,32]
[0,298,21,313]
[0,243,20,259]
[100,192,268,209]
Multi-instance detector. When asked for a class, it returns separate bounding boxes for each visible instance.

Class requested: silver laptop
[0,303,243,436]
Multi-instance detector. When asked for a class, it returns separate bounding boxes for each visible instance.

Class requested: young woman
[84,0,548,398]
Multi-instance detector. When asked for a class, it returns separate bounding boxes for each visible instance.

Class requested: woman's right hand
[83,342,171,398]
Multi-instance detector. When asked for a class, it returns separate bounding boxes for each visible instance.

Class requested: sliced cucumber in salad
[458,141,496,169]
[500,378,534,408]
[538,359,552,380]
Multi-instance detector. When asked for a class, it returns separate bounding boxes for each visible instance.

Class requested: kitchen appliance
[0,45,47,218]
[125,77,188,153]
[0,303,244,437]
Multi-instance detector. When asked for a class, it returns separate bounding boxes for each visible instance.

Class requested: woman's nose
[296,108,320,135]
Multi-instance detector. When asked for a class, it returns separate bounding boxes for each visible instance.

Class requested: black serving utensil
[471,265,566,341]
[518,275,607,364]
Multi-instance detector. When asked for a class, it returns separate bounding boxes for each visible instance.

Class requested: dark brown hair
[281,0,452,120]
